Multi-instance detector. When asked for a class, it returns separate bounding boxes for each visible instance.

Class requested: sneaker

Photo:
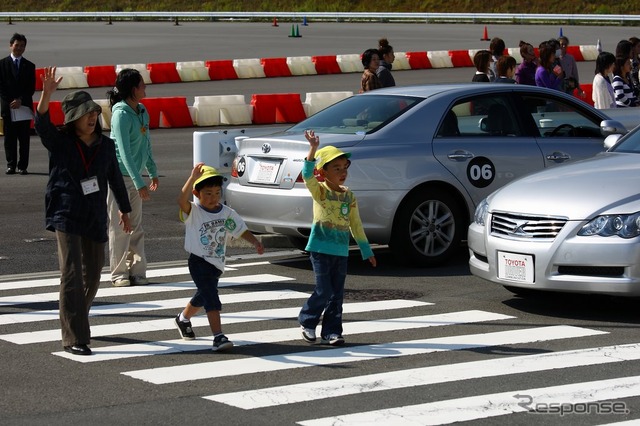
[321,334,345,346]
[112,278,131,287]
[130,276,149,286]
[212,334,234,352]
[174,315,195,340]
[301,326,316,343]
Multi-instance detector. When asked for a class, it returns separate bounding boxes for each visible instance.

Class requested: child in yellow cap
[175,162,264,351]
[299,130,376,346]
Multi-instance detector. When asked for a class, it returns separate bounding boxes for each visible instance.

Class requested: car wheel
[390,191,464,266]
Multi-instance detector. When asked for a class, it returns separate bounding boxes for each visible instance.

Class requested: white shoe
[301,326,316,343]
[321,334,345,346]
[112,278,131,287]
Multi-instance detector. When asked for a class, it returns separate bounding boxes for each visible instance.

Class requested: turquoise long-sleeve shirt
[110,100,158,190]
[302,160,373,259]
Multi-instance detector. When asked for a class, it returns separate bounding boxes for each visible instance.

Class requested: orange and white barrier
[27,84,598,130]
[34,45,598,90]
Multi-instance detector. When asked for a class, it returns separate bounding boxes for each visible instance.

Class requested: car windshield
[611,126,640,153]
[287,95,422,135]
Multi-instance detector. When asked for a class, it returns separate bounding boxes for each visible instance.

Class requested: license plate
[497,251,534,284]
[251,159,281,184]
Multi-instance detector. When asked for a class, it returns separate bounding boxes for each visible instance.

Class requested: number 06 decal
[466,156,495,188]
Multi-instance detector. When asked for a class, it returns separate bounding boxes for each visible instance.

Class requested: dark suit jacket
[0,56,36,119]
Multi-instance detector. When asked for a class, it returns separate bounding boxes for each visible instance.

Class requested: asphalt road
[1,22,640,425]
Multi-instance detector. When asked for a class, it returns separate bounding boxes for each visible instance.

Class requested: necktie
[14,58,19,74]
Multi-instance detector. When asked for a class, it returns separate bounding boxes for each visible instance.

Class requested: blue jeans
[188,254,223,312]
[298,252,348,337]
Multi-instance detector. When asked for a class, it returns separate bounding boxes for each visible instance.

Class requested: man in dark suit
[0,33,36,175]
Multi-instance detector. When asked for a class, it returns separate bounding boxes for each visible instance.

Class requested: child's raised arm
[305,129,320,162]
[178,162,205,215]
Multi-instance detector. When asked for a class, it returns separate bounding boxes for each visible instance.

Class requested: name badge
[81,177,99,195]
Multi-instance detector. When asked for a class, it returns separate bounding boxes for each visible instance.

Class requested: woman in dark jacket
[377,38,396,87]
[35,66,132,356]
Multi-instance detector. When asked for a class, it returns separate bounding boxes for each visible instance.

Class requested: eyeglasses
[560,44,568,47]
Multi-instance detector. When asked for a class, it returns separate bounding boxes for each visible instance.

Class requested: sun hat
[315,146,351,169]
[193,165,222,189]
[61,91,102,124]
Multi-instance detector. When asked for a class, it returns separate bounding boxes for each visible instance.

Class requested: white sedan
[468,127,640,296]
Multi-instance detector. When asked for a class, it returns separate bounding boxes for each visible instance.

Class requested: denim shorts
[188,254,223,312]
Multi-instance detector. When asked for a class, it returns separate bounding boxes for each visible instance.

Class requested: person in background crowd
[488,37,505,81]
[628,37,640,97]
[515,41,537,86]
[106,69,159,287]
[535,43,563,91]
[35,67,132,356]
[377,38,396,88]
[592,51,617,109]
[493,55,517,83]
[612,56,639,107]
[360,48,382,92]
[558,36,584,97]
[472,50,492,82]
[0,33,35,175]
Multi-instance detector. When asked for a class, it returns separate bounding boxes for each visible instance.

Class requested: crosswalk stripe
[297,374,639,425]
[1,299,430,344]
[205,342,640,409]
[0,273,293,307]
[0,289,310,325]
[0,266,192,291]
[53,310,513,362]
[122,325,606,385]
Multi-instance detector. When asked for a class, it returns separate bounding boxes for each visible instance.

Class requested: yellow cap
[315,146,351,169]
[193,165,222,188]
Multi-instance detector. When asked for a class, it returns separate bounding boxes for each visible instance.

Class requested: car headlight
[473,199,490,226]
[578,212,640,238]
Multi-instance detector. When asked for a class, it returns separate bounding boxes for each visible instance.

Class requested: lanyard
[75,140,100,175]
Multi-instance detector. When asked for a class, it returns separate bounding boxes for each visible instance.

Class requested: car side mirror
[600,119,627,137]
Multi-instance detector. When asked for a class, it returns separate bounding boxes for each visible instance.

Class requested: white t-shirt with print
[183,202,248,272]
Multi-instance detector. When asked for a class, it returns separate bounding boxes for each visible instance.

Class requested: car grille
[491,212,567,239]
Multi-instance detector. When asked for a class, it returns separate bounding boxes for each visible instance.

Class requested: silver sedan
[469,126,640,296]
[226,84,626,266]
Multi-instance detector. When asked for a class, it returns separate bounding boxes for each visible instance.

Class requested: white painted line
[0,266,193,291]
[297,373,638,426]
[54,310,509,362]
[122,325,605,385]
[0,273,293,307]
[207,342,638,409]
[0,289,310,325]
[2,299,430,344]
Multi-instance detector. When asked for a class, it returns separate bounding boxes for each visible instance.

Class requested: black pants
[3,118,31,170]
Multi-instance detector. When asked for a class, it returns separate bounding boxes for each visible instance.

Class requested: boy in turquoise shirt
[298,130,376,346]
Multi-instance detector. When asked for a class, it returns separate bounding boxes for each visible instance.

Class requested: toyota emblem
[261,143,271,154]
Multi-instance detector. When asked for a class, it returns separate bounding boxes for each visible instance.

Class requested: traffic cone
[288,24,301,38]
[481,26,489,41]
[302,16,308,26]
[272,17,278,27]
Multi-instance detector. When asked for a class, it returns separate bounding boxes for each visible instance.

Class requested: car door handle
[546,152,571,162]
[447,150,474,161]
